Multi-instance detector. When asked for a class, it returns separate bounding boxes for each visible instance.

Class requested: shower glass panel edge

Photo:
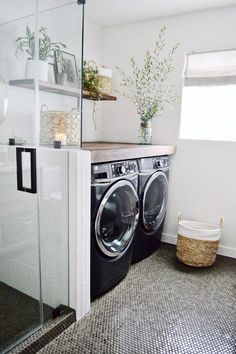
[0,0,43,352]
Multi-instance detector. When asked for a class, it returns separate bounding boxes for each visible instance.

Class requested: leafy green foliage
[116,27,179,122]
[15,25,66,61]
[83,61,99,92]
[82,61,102,131]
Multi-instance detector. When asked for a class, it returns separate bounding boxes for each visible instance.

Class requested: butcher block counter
[82,142,176,163]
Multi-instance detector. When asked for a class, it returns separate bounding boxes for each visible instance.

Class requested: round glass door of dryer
[95,180,139,257]
[142,171,168,233]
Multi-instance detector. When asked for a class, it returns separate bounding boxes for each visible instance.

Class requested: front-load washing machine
[91,160,139,299]
[131,156,170,263]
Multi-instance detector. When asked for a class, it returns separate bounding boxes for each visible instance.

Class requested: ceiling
[86,0,236,27]
[1,0,235,27]
[0,0,75,25]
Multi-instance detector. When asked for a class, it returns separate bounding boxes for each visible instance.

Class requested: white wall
[102,6,236,256]
[82,17,104,142]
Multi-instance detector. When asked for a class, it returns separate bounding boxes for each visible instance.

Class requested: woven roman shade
[184,49,236,86]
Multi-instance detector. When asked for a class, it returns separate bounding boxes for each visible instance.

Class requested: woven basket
[40,105,80,146]
[176,213,223,267]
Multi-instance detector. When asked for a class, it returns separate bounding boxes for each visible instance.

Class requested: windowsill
[179,138,236,143]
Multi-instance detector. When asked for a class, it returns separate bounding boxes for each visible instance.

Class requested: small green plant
[116,27,179,123]
[82,60,103,130]
[15,25,66,61]
[83,60,99,92]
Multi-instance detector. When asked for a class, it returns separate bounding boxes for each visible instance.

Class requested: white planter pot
[26,59,48,81]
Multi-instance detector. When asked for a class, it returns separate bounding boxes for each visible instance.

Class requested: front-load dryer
[91,160,139,299]
[131,156,170,263]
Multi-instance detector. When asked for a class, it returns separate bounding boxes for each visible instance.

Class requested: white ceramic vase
[26,59,48,81]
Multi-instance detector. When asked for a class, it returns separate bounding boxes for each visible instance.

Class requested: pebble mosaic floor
[39,243,236,354]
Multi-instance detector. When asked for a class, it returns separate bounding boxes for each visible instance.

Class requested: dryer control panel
[92,160,138,181]
[152,156,169,169]
[111,160,138,178]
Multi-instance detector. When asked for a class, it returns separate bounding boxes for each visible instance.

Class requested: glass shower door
[0,2,43,351]
[0,145,43,352]
[0,0,84,351]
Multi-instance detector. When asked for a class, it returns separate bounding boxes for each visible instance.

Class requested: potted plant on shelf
[83,60,99,94]
[116,27,179,144]
[15,25,66,82]
[83,60,102,129]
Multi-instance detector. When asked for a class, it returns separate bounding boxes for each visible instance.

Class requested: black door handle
[16,147,37,194]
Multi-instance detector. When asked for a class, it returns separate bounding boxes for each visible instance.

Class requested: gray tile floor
[39,243,236,354]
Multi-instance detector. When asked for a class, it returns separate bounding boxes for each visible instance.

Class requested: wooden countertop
[82,142,176,163]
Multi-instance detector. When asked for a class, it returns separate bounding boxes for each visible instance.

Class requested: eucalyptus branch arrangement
[15,25,66,61]
[116,27,179,123]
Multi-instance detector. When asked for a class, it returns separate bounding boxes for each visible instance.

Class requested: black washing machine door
[95,180,139,258]
[142,171,168,233]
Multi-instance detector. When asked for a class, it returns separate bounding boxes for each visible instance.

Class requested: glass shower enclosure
[0,1,84,352]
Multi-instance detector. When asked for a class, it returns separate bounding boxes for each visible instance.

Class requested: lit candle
[55,133,67,146]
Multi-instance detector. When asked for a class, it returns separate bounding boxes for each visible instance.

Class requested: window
[180,49,236,141]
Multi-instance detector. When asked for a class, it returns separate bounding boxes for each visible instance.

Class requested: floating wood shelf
[9,80,117,101]
[9,79,81,98]
[82,90,117,101]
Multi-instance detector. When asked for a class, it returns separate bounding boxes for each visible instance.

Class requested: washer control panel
[152,156,169,169]
[111,160,138,178]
